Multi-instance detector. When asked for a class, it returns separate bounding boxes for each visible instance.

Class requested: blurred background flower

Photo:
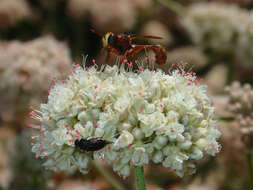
[0,0,253,189]
[0,36,71,125]
[181,2,247,54]
[0,0,33,29]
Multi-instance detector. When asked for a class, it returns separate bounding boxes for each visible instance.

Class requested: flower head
[31,61,220,178]
[225,81,253,149]
[0,0,32,29]
[181,2,247,53]
[67,0,136,32]
[0,36,71,123]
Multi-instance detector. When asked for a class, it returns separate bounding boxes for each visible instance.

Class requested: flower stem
[246,151,253,189]
[156,0,184,15]
[214,115,235,121]
[92,161,126,190]
[134,166,146,190]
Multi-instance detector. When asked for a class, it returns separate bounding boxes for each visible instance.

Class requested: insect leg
[126,45,146,59]
[127,45,167,66]
[105,49,112,64]
[146,45,167,66]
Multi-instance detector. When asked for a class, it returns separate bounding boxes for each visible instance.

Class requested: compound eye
[108,34,114,45]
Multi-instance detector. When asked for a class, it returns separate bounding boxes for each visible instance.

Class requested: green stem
[135,166,146,190]
[246,151,253,189]
[92,161,126,190]
[226,55,235,84]
[214,115,235,121]
[156,0,184,15]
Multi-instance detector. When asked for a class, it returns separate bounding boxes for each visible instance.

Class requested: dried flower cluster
[166,47,208,70]
[8,131,50,190]
[90,0,136,33]
[213,82,253,189]
[66,0,92,20]
[181,2,247,53]
[0,0,32,29]
[203,65,228,94]
[56,180,99,190]
[226,82,253,133]
[67,0,139,32]
[0,127,14,189]
[141,20,172,45]
[215,0,253,6]
[0,36,71,122]
[31,62,220,179]
[130,0,152,10]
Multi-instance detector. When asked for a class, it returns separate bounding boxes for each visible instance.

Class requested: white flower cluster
[0,0,32,29]
[181,2,247,53]
[31,63,220,178]
[225,81,253,149]
[225,82,253,130]
[0,36,71,122]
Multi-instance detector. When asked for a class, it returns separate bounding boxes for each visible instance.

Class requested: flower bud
[132,147,149,166]
[152,150,164,163]
[114,130,134,150]
[133,128,144,140]
[153,136,168,150]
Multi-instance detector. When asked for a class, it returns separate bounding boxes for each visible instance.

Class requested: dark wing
[130,35,163,40]
[120,32,163,40]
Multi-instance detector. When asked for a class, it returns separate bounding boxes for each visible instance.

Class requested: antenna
[90,29,102,37]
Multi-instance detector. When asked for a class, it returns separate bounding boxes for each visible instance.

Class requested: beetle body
[75,138,112,152]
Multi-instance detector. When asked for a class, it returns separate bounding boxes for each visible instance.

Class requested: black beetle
[75,137,112,151]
